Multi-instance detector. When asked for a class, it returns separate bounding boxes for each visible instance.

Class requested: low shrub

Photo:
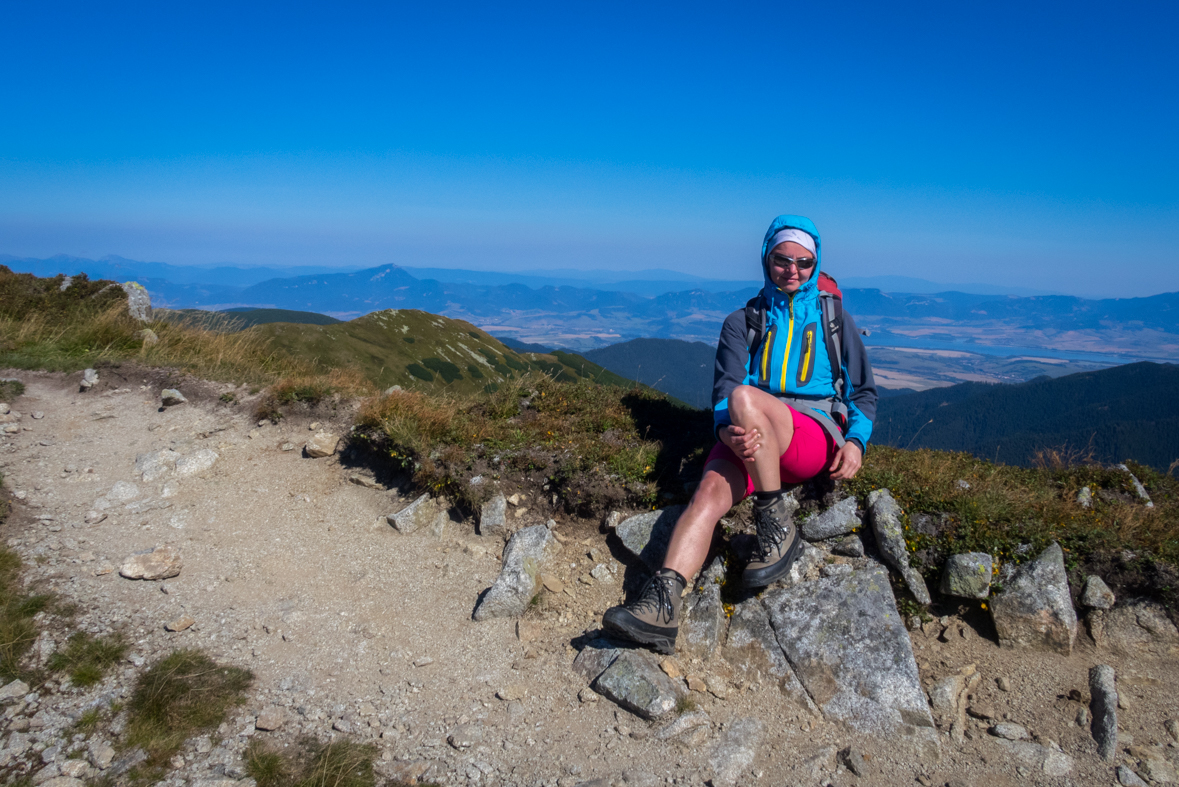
[47,631,128,687]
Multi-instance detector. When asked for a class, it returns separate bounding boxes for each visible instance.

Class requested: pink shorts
[706,406,838,497]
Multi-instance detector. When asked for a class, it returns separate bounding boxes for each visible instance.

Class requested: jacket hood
[760,214,822,301]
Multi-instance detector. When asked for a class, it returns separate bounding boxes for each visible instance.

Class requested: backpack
[743,271,849,430]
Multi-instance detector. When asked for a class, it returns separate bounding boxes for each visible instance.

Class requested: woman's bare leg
[727,385,798,492]
[662,459,747,581]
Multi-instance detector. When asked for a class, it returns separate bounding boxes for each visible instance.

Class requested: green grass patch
[0,543,52,683]
[125,649,253,772]
[47,631,128,687]
[355,372,711,514]
[848,446,1179,570]
[0,379,24,401]
[246,737,378,787]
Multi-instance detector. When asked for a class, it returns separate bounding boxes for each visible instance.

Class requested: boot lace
[629,572,678,625]
[753,503,788,561]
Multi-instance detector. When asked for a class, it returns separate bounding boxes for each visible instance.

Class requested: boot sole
[602,608,677,655]
[741,529,804,589]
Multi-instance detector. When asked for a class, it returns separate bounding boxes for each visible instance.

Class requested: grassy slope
[157,308,343,329]
[250,308,653,397]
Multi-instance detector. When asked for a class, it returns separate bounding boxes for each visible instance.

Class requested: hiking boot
[742,492,802,588]
[602,568,686,655]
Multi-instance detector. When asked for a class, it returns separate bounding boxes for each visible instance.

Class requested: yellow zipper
[800,329,813,384]
[760,327,772,381]
[779,294,794,391]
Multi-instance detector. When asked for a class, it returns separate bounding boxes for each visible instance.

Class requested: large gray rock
[388,493,440,534]
[989,543,1077,654]
[940,552,993,599]
[681,557,727,660]
[1089,664,1118,760]
[615,506,686,569]
[119,546,182,580]
[764,566,935,736]
[135,449,180,482]
[479,493,508,537]
[866,489,931,605]
[591,649,683,720]
[175,449,218,476]
[1081,575,1116,609]
[723,598,814,712]
[120,281,153,321]
[708,717,763,787]
[473,525,554,621]
[800,496,860,541]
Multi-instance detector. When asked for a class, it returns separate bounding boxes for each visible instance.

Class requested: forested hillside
[874,362,1179,470]
[583,338,715,409]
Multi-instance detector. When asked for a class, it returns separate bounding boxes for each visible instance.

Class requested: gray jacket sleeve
[712,309,749,436]
[840,310,877,452]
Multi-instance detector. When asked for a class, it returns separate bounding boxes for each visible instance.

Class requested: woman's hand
[828,441,863,480]
[720,425,762,462]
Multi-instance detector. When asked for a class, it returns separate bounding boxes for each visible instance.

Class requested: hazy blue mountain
[840,275,1062,297]
[583,338,716,409]
[873,362,1179,470]
[0,254,360,287]
[402,266,761,296]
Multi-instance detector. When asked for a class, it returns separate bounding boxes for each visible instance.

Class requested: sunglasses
[767,254,817,271]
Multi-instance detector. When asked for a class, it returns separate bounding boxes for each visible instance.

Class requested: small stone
[940,552,993,599]
[1076,707,1089,726]
[590,563,614,584]
[413,656,434,667]
[592,649,684,720]
[540,573,564,593]
[0,679,30,701]
[255,706,287,731]
[708,717,762,787]
[479,493,508,537]
[305,431,340,458]
[388,493,440,534]
[473,525,555,621]
[332,717,353,733]
[1081,575,1116,609]
[831,534,865,558]
[496,685,526,701]
[1090,664,1118,760]
[659,658,681,679]
[89,743,116,769]
[839,747,867,777]
[80,368,98,390]
[31,411,44,420]
[578,687,599,703]
[160,389,187,406]
[1137,752,1178,783]
[106,480,141,502]
[1118,765,1149,787]
[507,493,521,506]
[165,615,195,632]
[706,676,729,699]
[967,703,997,721]
[1165,719,1178,743]
[990,722,1029,740]
[687,675,707,692]
[867,489,931,604]
[447,723,483,749]
[280,442,295,452]
[996,676,1012,691]
[120,546,183,580]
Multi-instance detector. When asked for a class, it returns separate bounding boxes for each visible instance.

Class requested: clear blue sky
[1,1,1176,297]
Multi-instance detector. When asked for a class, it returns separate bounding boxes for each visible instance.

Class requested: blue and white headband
[766,228,816,257]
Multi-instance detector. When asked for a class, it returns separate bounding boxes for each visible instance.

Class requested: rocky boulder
[940,553,993,599]
[989,543,1077,654]
[120,281,153,321]
[479,493,508,537]
[723,598,814,712]
[305,431,340,458]
[591,649,684,720]
[388,494,441,535]
[681,557,727,660]
[866,489,931,605]
[615,506,686,569]
[473,525,555,621]
[764,566,935,737]
[1080,575,1116,609]
[800,496,860,541]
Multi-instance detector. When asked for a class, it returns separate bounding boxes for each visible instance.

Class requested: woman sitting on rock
[602,214,878,654]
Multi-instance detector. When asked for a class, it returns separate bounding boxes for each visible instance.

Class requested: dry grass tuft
[125,649,253,773]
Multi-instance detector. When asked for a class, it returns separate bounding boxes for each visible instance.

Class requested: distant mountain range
[583,338,716,410]
[874,362,1179,471]
[4,255,1178,360]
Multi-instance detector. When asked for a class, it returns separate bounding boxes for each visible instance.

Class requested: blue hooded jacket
[712,215,877,452]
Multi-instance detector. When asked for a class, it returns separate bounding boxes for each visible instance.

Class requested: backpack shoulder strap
[744,295,767,356]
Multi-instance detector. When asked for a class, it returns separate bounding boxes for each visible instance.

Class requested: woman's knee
[728,385,762,421]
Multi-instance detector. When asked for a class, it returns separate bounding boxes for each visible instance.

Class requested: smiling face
[765,240,816,294]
